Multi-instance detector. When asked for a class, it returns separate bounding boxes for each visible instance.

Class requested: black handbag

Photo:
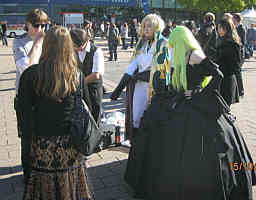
[70,73,103,156]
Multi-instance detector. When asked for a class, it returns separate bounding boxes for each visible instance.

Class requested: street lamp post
[48,0,51,18]
[174,0,177,21]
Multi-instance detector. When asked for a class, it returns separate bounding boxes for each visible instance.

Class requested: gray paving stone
[1,38,256,200]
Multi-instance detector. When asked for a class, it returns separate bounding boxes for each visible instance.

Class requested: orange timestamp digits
[230,162,256,171]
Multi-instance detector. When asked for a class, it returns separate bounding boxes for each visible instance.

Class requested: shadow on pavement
[0,87,15,92]
[245,59,256,63]
[0,174,24,197]
[87,159,135,200]
[102,92,126,114]
[242,68,256,72]
[0,78,16,82]
[0,165,22,176]
[0,54,14,56]
[0,70,16,74]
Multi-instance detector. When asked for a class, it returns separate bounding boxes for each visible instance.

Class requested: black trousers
[122,38,127,49]
[130,35,138,48]
[235,71,244,97]
[88,84,103,124]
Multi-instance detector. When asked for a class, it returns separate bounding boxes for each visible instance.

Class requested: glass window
[152,0,163,8]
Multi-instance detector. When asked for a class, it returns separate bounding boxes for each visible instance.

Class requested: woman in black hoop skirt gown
[127,26,256,200]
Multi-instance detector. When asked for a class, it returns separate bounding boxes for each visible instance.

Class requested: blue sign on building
[0,0,138,7]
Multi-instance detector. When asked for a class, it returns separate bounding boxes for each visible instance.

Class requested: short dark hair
[26,8,49,24]
[70,28,88,47]
[83,19,91,26]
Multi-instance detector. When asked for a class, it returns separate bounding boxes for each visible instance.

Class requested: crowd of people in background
[0,21,8,46]
[6,6,256,200]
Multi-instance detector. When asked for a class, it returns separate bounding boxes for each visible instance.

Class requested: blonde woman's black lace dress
[18,65,92,200]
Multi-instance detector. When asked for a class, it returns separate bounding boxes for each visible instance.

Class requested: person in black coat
[196,12,218,61]
[216,18,241,106]
[162,20,172,38]
[130,18,138,48]
[232,13,246,97]
[1,21,8,46]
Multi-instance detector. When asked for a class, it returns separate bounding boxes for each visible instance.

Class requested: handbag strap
[78,72,99,129]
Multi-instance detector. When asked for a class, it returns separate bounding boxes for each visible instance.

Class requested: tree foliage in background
[176,0,256,12]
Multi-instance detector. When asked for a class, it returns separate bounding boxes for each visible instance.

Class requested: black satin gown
[124,58,256,200]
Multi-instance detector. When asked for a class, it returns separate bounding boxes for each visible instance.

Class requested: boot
[110,73,131,100]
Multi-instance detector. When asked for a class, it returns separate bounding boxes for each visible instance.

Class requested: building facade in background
[0,0,201,28]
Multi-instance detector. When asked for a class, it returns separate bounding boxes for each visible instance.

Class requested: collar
[85,40,91,53]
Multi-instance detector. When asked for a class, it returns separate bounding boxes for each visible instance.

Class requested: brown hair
[36,26,78,101]
[26,8,50,25]
[218,18,242,46]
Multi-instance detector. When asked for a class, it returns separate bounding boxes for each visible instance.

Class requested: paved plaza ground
[0,37,256,200]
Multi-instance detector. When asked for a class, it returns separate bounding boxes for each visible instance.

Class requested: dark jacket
[130,23,137,37]
[108,26,119,42]
[162,25,172,38]
[79,43,103,123]
[237,24,246,61]
[1,24,7,35]
[216,40,240,105]
[196,22,218,61]
[18,64,92,138]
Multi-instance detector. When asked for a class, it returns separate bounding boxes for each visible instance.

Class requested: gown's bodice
[186,63,205,91]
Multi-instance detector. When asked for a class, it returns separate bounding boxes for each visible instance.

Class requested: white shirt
[78,41,104,75]
[13,34,41,94]
[126,40,156,75]
[125,40,156,128]
[100,23,104,32]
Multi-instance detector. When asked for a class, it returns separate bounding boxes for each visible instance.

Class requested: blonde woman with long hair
[18,26,92,200]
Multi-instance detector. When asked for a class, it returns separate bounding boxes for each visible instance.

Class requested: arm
[85,48,104,83]
[17,69,35,138]
[13,33,44,73]
[82,75,93,112]
[13,39,32,75]
[27,33,44,66]
[110,56,138,100]
[133,70,150,82]
[125,55,139,75]
[85,72,100,83]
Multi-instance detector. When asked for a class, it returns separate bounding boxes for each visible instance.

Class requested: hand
[34,32,45,46]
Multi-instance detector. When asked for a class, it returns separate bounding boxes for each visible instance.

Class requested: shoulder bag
[70,72,103,156]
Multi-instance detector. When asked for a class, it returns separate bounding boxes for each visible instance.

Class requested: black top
[18,64,92,138]
[196,22,218,61]
[216,39,241,76]
[237,24,246,46]
[1,24,7,34]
